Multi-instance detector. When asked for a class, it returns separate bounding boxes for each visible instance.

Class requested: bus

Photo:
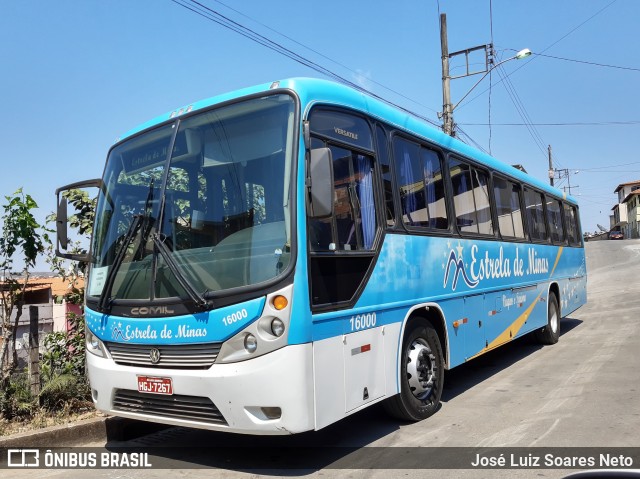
[55,77,587,435]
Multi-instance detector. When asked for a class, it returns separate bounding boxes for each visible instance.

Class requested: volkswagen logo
[149,348,161,365]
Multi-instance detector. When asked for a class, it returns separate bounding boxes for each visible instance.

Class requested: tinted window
[308,142,377,252]
[564,203,581,246]
[448,158,493,235]
[546,197,564,244]
[494,177,525,239]
[393,137,448,229]
[524,188,548,241]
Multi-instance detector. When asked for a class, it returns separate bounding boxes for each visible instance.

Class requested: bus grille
[113,390,227,426]
[105,342,221,369]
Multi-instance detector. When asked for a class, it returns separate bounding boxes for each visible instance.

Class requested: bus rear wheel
[384,320,444,421]
[535,292,560,345]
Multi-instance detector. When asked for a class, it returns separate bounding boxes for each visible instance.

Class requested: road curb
[0,416,110,448]
[0,416,169,448]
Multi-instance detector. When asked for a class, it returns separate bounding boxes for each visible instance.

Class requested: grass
[0,404,99,437]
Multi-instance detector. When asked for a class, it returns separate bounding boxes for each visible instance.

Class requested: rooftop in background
[621,191,640,204]
[1,275,84,298]
[614,180,640,193]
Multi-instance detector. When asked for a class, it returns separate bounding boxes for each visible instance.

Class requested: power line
[459,121,640,126]
[537,0,618,55]
[211,0,441,115]
[495,61,548,159]
[526,52,640,73]
[172,0,501,152]
[169,0,445,129]
[457,0,619,111]
[457,126,489,154]
[570,161,640,171]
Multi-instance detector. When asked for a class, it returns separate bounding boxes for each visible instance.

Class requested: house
[0,274,83,365]
[613,180,640,237]
[620,190,640,239]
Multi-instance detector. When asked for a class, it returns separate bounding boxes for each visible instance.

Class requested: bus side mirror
[308,147,334,218]
[55,178,102,261]
[56,196,68,250]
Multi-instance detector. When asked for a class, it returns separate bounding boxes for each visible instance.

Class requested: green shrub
[0,373,36,419]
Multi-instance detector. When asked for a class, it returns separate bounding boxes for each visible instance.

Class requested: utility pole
[548,145,554,186]
[564,172,579,196]
[438,13,530,138]
[553,168,579,196]
[440,13,454,137]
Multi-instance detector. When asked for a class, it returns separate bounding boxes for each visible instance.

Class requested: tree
[0,189,46,384]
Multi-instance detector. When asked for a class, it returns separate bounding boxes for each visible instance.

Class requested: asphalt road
[7,239,640,479]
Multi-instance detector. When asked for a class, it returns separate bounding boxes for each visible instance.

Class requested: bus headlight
[216,285,293,364]
[86,327,107,357]
[244,334,258,353]
[271,318,285,337]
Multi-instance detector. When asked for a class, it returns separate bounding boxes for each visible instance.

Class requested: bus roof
[118,77,576,204]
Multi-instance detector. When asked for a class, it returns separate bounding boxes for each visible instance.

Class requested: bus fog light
[86,328,106,357]
[244,333,258,353]
[271,318,285,337]
[261,407,281,419]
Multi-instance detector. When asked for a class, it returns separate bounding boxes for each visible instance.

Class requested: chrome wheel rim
[406,338,437,401]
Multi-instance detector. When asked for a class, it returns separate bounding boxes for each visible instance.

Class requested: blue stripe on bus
[307,234,586,367]
[86,296,266,345]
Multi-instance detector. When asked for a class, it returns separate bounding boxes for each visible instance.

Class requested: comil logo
[8,449,39,467]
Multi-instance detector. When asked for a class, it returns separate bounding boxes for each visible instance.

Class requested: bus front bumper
[87,343,315,435]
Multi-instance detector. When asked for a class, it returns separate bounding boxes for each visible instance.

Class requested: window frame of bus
[492,173,528,242]
[306,107,382,310]
[390,134,452,234]
[545,194,567,245]
[523,186,551,244]
[306,107,381,252]
[445,154,496,239]
[563,202,583,247]
[374,123,398,229]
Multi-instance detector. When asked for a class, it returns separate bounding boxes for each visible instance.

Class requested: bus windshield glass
[88,94,296,304]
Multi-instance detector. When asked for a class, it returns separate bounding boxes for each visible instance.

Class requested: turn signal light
[272,295,288,310]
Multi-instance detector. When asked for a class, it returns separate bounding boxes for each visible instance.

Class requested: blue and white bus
[56,78,587,434]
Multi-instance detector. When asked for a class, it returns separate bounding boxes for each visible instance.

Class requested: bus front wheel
[535,292,560,345]
[384,320,444,421]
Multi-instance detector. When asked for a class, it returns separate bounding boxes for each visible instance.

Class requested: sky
[1,0,638,270]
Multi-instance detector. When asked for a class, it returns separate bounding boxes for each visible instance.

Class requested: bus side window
[563,203,581,246]
[447,157,493,235]
[392,137,448,230]
[494,176,525,239]
[546,197,565,244]
[308,140,376,252]
[523,188,548,242]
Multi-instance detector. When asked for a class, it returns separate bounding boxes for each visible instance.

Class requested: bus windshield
[87,94,296,306]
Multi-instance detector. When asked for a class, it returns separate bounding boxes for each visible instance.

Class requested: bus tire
[535,292,560,345]
[384,320,444,421]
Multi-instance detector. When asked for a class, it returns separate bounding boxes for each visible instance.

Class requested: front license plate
[137,376,173,395]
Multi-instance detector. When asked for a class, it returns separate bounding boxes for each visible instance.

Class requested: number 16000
[349,313,377,331]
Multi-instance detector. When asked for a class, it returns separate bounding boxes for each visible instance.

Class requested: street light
[450,48,531,112]
[439,13,531,136]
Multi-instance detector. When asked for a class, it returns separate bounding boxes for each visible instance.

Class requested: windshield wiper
[98,214,143,312]
[152,233,212,311]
